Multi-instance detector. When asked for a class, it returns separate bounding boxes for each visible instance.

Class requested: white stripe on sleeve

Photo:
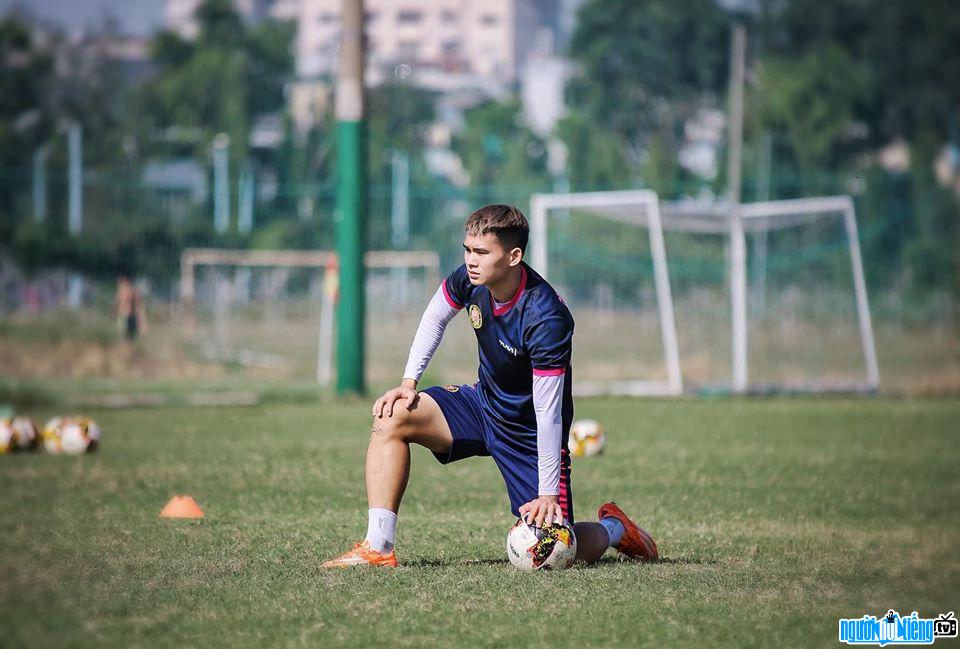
[402,285,461,383]
[532,371,564,496]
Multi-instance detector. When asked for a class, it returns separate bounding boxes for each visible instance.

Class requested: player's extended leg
[365,391,453,512]
[321,392,452,568]
[573,503,660,564]
[573,522,613,563]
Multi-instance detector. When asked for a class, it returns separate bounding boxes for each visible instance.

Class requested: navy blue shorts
[422,383,574,523]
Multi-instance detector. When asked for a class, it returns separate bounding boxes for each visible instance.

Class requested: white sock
[599,517,625,548]
[365,508,397,553]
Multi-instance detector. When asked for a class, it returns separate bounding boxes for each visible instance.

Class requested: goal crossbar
[180,248,440,304]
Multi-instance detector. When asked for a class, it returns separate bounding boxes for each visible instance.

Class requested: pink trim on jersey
[490,265,527,316]
[441,279,463,310]
[558,449,571,521]
[533,367,566,377]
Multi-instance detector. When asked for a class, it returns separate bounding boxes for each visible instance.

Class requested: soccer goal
[530,191,880,395]
[180,248,440,386]
[530,190,683,396]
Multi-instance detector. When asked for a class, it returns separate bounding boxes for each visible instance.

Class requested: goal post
[734,196,880,391]
[179,248,440,386]
[531,190,881,396]
[530,190,683,397]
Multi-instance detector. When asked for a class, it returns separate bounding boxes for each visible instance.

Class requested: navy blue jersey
[441,262,575,440]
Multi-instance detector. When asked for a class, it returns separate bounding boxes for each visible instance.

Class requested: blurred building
[163,0,569,134]
[295,0,516,82]
[165,0,294,38]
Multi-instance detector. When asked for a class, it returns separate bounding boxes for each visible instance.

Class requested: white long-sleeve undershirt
[532,372,564,495]
[402,285,460,383]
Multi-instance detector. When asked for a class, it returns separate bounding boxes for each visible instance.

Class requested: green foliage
[11,211,215,289]
[0,18,55,238]
[762,0,960,154]
[452,100,549,189]
[248,217,332,251]
[134,0,294,163]
[367,83,436,185]
[757,45,870,173]
[568,0,729,148]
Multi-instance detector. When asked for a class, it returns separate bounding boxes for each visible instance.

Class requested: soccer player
[322,205,658,568]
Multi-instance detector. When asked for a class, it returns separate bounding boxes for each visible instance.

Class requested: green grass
[1,397,958,648]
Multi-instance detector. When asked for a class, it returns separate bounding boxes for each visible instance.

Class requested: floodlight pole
[213,133,231,234]
[390,149,410,307]
[335,0,367,395]
[727,23,748,393]
[67,123,83,309]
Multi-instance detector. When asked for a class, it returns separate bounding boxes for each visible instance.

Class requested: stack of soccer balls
[569,419,606,458]
[0,416,100,455]
[506,518,577,570]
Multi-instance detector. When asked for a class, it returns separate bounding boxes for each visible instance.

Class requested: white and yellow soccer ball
[42,416,101,455]
[569,419,606,458]
[11,417,40,451]
[0,419,14,453]
[506,518,577,570]
[1,417,40,453]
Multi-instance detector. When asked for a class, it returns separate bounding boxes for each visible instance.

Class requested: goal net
[530,191,880,395]
[180,248,440,386]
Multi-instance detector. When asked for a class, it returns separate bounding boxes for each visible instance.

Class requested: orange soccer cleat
[320,541,398,568]
[598,501,659,561]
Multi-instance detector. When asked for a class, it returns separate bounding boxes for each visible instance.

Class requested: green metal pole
[335,0,366,395]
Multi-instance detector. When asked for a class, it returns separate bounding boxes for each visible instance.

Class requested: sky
[0,0,164,35]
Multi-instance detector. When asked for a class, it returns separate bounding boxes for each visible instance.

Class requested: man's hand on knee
[372,378,419,419]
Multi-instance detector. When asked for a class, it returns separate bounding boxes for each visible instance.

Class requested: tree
[0,17,55,241]
[567,0,730,178]
[133,0,294,164]
[555,110,632,190]
[452,99,549,195]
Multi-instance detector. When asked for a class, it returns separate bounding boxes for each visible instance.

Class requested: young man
[322,205,658,568]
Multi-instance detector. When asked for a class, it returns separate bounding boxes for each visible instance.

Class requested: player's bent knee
[371,408,415,442]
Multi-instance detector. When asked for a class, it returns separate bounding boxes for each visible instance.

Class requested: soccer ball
[0,417,40,453]
[42,416,101,455]
[569,419,606,458]
[12,417,39,451]
[506,518,577,570]
[0,419,14,453]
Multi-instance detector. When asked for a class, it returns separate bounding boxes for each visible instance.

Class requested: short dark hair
[464,204,529,254]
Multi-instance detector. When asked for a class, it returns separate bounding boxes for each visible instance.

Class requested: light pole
[335,0,367,395]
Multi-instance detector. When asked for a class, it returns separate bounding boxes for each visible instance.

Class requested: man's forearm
[532,371,565,496]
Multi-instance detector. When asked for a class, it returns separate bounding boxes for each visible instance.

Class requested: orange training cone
[159,495,205,519]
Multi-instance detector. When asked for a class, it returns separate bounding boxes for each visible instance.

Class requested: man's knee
[370,408,418,442]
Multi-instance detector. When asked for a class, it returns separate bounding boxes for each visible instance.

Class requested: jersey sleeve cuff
[441,280,463,310]
[532,367,566,377]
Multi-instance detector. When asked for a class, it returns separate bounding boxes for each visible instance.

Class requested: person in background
[115,274,147,341]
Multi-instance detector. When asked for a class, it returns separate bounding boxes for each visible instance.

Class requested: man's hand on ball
[372,378,419,418]
[519,495,562,528]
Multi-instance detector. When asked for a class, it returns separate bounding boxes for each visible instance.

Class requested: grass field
[1,397,958,648]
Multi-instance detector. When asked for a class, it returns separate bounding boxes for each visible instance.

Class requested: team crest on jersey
[468,304,483,329]
[442,384,459,392]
